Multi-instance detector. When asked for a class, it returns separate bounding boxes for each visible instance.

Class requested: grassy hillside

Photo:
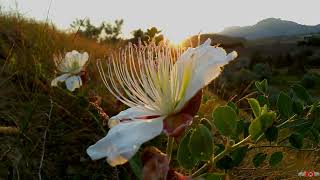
[0,12,133,179]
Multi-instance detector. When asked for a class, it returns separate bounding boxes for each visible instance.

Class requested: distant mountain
[182,34,246,49]
[219,18,320,40]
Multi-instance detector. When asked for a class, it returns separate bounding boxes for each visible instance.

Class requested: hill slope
[219,18,320,40]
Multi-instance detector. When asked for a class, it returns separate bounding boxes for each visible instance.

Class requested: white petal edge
[87,116,165,166]
[108,106,159,128]
[175,39,238,110]
[51,73,71,87]
[79,52,89,67]
[65,75,82,91]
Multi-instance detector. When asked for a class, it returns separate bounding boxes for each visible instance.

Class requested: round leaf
[212,106,238,136]
[230,146,248,166]
[265,126,278,142]
[277,92,293,117]
[291,84,311,104]
[177,131,198,169]
[289,133,304,149]
[252,153,267,167]
[189,124,214,161]
[269,152,283,167]
[216,156,234,170]
[228,101,239,115]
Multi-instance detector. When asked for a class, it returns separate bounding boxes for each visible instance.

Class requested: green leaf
[255,79,268,94]
[200,118,212,130]
[269,152,283,167]
[236,119,245,135]
[200,173,225,180]
[257,95,268,107]
[230,146,248,166]
[265,126,278,142]
[177,131,198,169]
[228,101,239,115]
[289,133,304,149]
[128,154,142,180]
[260,112,276,130]
[248,98,261,118]
[292,100,304,115]
[216,156,234,170]
[261,104,268,114]
[249,112,275,141]
[189,124,214,161]
[252,153,267,167]
[249,118,261,141]
[212,106,238,136]
[292,84,311,104]
[277,92,293,117]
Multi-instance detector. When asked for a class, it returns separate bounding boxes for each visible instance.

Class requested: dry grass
[0,11,130,179]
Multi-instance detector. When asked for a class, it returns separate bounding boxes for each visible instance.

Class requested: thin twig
[0,43,15,74]
[191,135,252,178]
[38,98,53,180]
[0,145,11,161]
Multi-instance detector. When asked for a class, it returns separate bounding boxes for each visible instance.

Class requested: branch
[191,135,252,178]
[0,126,19,135]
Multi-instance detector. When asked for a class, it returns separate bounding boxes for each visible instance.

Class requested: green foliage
[129,154,143,180]
[289,133,304,149]
[229,146,249,166]
[249,112,276,141]
[265,126,278,142]
[252,153,267,167]
[255,79,268,94]
[227,101,239,115]
[291,84,312,104]
[189,124,214,161]
[248,98,261,118]
[257,95,268,106]
[200,118,213,130]
[277,92,293,117]
[130,27,164,45]
[292,100,304,114]
[212,106,238,136]
[216,156,234,170]
[269,152,283,167]
[253,63,272,79]
[177,132,198,169]
[70,18,124,43]
[216,146,248,170]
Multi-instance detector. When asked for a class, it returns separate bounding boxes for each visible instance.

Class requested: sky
[1,0,320,44]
